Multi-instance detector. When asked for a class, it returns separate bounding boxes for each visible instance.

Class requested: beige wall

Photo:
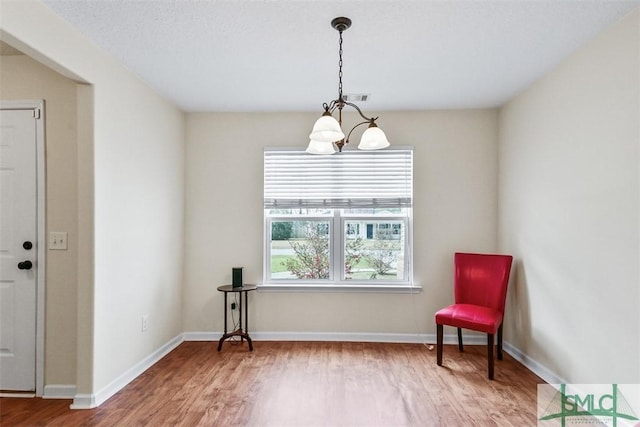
[184,110,499,335]
[499,8,639,383]
[0,54,78,386]
[1,0,185,401]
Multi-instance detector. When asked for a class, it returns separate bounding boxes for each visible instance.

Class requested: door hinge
[33,108,41,119]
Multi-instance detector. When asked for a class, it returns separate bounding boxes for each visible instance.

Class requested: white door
[0,108,38,391]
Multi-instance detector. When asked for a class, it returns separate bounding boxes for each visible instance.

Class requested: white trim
[503,341,567,385]
[258,284,423,293]
[0,393,36,398]
[71,334,183,409]
[253,331,429,343]
[43,384,77,399]
[36,101,46,397]
[70,394,96,410]
[0,100,46,397]
[0,100,44,111]
[184,331,488,345]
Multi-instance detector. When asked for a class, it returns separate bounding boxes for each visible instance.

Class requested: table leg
[223,292,228,334]
[239,290,243,342]
[246,291,252,351]
[217,292,228,351]
[245,291,249,335]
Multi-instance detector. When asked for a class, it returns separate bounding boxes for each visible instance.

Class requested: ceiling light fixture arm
[344,119,373,145]
[326,99,378,124]
[326,99,379,150]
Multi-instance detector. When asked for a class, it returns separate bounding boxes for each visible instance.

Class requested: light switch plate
[49,232,68,250]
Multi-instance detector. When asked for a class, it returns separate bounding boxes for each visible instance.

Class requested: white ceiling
[40,0,639,113]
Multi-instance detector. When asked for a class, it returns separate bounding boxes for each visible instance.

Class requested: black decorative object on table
[232,267,243,288]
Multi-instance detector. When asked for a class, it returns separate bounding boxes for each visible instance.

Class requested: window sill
[258,283,422,293]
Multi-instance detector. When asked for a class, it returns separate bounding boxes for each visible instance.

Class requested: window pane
[344,220,406,281]
[270,220,330,280]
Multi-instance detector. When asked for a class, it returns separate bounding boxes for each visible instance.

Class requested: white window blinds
[264,148,413,209]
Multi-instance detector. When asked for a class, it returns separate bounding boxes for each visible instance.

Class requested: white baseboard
[0,393,36,398]
[43,384,76,399]
[183,330,488,345]
[503,341,567,385]
[69,394,96,410]
[253,331,484,344]
[71,334,183,409]
[255,331,432,343]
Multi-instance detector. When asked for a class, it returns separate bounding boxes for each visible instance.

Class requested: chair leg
[487,333,494,380]
[497,324,503,361]
[457,328,464,352]
[436,324,443,366]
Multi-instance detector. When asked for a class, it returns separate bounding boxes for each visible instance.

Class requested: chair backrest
[454,252,513,313]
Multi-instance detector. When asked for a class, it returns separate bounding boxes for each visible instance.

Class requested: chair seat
[435,303,503,334]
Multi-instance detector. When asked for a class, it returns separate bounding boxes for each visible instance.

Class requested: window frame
[262,147,416,292]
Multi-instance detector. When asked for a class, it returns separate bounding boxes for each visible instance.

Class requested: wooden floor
[1,341,544,426]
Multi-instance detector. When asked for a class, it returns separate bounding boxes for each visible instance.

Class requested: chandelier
[306,17,390,155]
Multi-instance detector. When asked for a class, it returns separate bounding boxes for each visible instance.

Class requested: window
[264,148,413,287]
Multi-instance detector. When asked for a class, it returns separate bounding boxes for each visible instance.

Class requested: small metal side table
[216,284,257,351]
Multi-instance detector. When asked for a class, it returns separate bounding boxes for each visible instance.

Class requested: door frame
[1,100,46,396]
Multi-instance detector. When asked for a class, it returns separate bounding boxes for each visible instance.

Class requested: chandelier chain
[338,29,343,100]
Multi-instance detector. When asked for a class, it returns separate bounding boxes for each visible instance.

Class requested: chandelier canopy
[306,17,390,155]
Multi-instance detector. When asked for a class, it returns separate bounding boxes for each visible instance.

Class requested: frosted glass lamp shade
[309,115,345,143]
[358,125,390,150]
[306,139,337,155]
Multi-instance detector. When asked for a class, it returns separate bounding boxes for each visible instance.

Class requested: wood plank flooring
[0,341,544,426]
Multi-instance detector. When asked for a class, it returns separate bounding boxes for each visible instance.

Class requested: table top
[217,284,258,292]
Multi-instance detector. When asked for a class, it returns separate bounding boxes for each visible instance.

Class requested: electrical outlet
[142,314,149,332]
[231,302,237,310]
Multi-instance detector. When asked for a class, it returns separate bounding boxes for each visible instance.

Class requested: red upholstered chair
[435,252,513,380]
